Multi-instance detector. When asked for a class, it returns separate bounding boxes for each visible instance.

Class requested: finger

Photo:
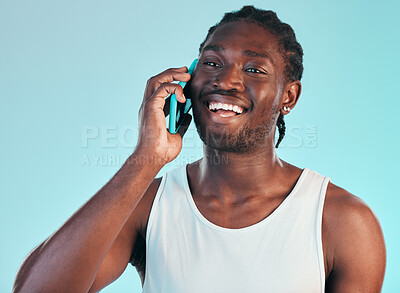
[160,66,189,76]
[177,114,192,138]
[145,71,191,99]
[153,83,186,103]
[163,66,188,73]
[150,66,189,82]
[149,83,187,111]
[154,69,190,84]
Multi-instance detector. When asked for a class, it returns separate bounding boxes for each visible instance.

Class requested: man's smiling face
[189,20,288,153]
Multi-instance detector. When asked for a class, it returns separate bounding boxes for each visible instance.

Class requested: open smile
[205,100,248,118]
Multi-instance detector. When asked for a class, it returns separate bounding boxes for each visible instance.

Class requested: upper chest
[192,193,287,229]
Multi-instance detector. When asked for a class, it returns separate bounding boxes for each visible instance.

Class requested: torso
[133,163,348,284]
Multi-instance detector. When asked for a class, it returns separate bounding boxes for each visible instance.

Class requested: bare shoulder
[322,182,386,293]
[323,182,384,243]
[323,182,381,228]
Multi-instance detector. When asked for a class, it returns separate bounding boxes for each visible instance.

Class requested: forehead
[203,21,281,60]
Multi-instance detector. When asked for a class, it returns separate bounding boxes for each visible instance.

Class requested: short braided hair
[198,6,303,148]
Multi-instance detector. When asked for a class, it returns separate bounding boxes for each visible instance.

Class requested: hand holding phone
[168,59,198,134]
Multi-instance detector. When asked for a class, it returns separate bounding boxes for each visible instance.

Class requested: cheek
[248,83,278,107]
[189,73,209,99]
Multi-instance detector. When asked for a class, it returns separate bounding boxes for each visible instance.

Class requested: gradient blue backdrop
[1,0,399,292]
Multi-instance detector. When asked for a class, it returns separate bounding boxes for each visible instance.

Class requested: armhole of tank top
[316,176,330,293]
[145,173,167,245]
[143,173,167,289]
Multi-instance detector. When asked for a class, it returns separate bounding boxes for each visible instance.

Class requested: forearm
[14,152,163,293]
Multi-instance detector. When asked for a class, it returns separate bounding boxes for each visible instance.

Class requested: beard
[192,104,278,154]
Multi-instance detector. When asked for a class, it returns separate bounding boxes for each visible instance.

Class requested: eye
[245,68,266,74]
[203,61,221,68]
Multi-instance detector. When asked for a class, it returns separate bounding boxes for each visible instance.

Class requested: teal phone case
[169,59,198,134]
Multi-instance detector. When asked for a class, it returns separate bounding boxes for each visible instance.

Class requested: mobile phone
[168,59,198,134]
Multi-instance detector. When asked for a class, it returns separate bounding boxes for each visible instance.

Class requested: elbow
[12,242,48,293]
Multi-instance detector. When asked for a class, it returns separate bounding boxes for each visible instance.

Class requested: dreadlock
[198,5,303,148]
[275,113,286,148]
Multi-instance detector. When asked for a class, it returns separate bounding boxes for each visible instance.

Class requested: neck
[192,140,290,204]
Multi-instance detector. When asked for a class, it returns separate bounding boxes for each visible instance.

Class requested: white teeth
[208,101,245,114]
[235,107,243,114]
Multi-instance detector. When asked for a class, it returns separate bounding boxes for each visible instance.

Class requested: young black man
[14,6,386,293]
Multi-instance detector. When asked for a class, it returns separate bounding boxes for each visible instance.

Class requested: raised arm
[323,183,386,293]
[13,66,192,293]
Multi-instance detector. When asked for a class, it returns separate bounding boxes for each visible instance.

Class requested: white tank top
[142,165,330,293]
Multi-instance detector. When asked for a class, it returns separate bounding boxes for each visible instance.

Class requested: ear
[280,81,301,115]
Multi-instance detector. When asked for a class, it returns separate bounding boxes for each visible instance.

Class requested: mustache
[202,89,243,99]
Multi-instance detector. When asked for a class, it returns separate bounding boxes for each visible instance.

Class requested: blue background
[1,0,399,292]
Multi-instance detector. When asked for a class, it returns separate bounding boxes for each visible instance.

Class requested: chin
[193,109,275,154]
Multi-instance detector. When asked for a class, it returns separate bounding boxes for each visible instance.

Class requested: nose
[212,66,245,92]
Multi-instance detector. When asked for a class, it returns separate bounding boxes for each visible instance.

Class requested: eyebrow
[243,49,271,61]
[202,44,224,52]
[202,45,273,63]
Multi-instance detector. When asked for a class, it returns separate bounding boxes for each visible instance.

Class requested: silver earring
[283,106,291,112]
